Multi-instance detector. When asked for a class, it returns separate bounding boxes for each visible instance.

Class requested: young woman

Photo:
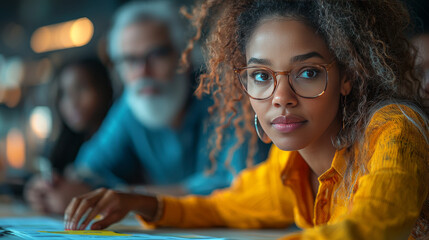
[64,1,429,239]
[51,58,114,173]
[25,58,113,213]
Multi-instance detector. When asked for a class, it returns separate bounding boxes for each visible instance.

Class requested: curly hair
[181,0,426,180]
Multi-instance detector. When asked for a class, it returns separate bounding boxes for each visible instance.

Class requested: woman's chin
[271,138,307,152]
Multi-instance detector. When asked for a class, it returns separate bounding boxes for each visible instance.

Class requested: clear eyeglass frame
[234,60,336,100]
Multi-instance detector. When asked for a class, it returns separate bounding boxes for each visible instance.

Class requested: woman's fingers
[64,197,82,229]
[63,188,141,231]
[91,211,126,230]
[78,190,115,230]
[64,196,80,227]
[69,198,94,230]
[64,188,107,230]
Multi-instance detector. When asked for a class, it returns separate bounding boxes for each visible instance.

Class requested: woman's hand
[64,188,158,230]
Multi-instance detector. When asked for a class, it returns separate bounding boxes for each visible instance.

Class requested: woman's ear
[340,73,352,96]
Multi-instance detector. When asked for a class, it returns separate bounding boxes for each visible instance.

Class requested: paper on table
[0,217,225,240]
[39,230,131,236]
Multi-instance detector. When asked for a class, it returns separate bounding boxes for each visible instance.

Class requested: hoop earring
[342,95,347,131]
[255,114,271,143]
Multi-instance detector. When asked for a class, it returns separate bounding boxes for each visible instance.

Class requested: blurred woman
[50,58,113,173]
[25,58,113,213]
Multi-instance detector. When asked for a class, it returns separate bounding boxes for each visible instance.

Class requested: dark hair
[236,1,320,54]
[50,58,113,173]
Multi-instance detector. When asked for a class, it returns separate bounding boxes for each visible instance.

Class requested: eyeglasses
[234,60,336,100]
[115,45,174,70]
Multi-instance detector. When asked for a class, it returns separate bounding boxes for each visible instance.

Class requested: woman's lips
[271,115,307,133]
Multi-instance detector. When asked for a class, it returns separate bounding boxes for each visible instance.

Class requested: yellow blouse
[139,104,429,240]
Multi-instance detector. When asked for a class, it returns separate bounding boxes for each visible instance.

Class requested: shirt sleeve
[280,105,429,240]
[74,100,141,189]
[140,146,295,229]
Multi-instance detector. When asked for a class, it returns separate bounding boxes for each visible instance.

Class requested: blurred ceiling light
[70,18,93,46]
[31,27,51,53]
[30,106,52,139]
[31,17,94,53]
[6,128,26,169]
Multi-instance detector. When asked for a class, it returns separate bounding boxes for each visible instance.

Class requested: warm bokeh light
[0,57,24,107]
[70,18,94,46]
[6,128,25,169]
[0,87,21,108]
[0,140,6,173]
[31,17,94,53]
[4,87,21,108]
[30,106,52,139]
[30,26,51,53]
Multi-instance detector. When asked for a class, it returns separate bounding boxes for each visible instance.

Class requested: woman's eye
[298,68,320,78]
[251,70,271,82]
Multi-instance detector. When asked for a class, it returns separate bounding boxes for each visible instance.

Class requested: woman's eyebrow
[247,57,271,65]
[247,52,325,66]
[290,52,324,63]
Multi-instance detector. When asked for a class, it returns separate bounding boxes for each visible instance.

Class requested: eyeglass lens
[238,64,327,99]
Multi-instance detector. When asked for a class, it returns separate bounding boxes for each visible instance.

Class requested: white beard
[125,74,190,128]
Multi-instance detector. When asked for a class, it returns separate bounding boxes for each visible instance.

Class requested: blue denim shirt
[74,94,271,195]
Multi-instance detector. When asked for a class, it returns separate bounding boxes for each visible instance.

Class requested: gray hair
[107,0,187,61]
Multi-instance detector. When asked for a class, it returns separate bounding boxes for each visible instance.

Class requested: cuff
[136,196,184,228]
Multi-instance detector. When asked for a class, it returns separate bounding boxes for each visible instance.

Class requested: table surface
[0,196,299,240]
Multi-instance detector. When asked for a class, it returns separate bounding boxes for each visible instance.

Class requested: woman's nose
[271,75,298,108]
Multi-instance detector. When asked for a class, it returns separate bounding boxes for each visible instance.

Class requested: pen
[38,157,54,185]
